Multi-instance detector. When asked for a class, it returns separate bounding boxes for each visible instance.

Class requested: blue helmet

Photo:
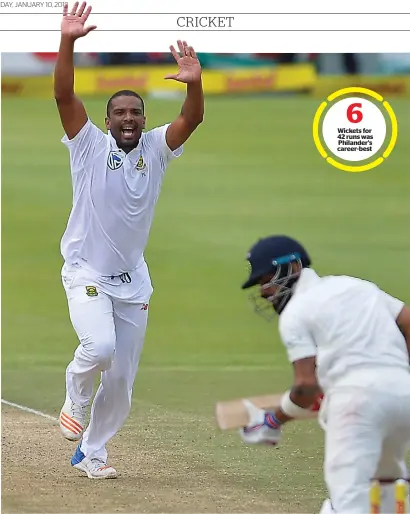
[242,235,311,318]
[242,235,311,289]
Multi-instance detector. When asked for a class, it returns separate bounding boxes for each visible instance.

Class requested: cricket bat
[215,393,320,430]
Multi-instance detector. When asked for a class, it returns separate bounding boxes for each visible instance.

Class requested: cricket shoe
[59,397,87,441]
[71,444,117,479]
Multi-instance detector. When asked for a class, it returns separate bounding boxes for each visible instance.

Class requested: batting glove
[239,400,282,446]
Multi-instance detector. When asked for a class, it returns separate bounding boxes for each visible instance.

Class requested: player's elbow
[195,111,204,125]
[292,356,317,388]
[186,113,204,129]
[180,108,204,128]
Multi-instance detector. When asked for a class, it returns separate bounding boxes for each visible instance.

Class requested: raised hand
[165,40,202,84]
[61,1,97,40]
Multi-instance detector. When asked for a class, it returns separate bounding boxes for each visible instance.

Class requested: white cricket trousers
[318,368,410,514]
[61,261,152,462]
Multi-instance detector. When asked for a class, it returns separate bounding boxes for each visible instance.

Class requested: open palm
[61,1,97,39]
[165,40,202,84]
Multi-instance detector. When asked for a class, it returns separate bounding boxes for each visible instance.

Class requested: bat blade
[215,393,318,430]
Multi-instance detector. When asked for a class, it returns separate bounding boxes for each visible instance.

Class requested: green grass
[2,94,409,512]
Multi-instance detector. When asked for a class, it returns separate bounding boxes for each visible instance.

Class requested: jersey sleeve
[278,308,317,363]
[146,123,183,169]
[379,289,405,319]
[61,119,106,173]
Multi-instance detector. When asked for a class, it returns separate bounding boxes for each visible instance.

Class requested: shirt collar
[292,267,321,296]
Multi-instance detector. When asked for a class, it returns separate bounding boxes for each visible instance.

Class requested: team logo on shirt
[107,151,124,170]
[85,286,98,297]
[136,156,145,170]
[135,155,147,176]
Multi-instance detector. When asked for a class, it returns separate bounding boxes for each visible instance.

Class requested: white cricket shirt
[60,119,183,276]
[278,268,408,391]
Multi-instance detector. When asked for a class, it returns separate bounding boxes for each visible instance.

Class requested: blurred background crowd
[92,52,410,75]
[3,52,410,76]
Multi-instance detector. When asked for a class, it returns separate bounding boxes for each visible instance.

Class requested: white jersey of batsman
[60,119,183,280]
[278,268,408,392]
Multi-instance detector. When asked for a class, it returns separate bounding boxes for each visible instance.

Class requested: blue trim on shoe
[71,443,85,466]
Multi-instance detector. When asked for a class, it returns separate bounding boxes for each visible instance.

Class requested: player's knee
[95,339,116,370]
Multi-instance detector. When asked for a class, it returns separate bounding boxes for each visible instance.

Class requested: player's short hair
[106,90,145,116]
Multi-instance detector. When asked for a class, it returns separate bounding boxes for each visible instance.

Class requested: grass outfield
[2,94,409,512]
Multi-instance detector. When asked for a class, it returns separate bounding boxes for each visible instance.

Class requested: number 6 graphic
[347,103,363,123]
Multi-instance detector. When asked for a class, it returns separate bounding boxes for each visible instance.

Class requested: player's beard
[116,128,142,152]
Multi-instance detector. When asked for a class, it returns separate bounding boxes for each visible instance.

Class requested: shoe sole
[60,428,83,442]
[73,462,117,479]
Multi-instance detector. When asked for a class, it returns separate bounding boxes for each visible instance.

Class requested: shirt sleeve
[61,119,106,173]
[146,123,183,169]
[379,289,405,319]
[278,308,317,363]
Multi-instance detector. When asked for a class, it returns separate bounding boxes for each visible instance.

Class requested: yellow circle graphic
[313,87,398,173]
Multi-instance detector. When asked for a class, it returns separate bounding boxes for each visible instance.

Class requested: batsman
[237,234,410,513]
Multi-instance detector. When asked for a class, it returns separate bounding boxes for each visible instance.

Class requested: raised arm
[54,2,97,140]
[164,40,204,151]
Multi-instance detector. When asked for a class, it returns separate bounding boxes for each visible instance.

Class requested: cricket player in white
[238,235,410,513]
[54,2,204,479]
